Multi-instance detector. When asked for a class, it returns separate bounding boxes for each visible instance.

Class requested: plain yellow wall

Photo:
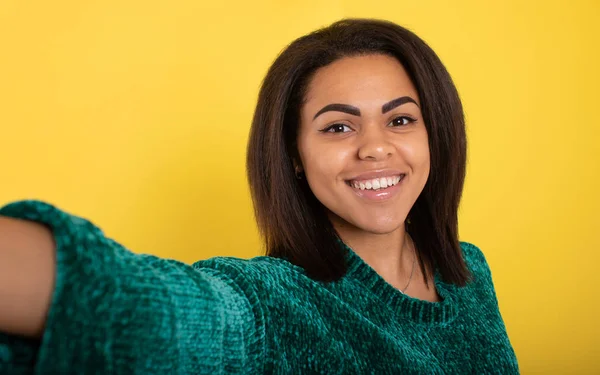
[1,0,598,373]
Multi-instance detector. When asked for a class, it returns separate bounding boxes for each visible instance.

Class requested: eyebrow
[312,96,419,120]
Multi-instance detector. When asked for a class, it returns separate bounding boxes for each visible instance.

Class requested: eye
[388,116,417,127]
[321,124,353,133]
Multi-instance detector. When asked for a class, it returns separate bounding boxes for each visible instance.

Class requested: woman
[0,19,519,374]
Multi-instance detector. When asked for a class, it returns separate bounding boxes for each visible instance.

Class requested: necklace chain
[398,238,417,294]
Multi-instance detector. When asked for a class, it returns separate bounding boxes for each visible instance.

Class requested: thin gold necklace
[398,237,417,294]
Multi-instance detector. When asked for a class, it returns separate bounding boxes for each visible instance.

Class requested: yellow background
[1,0,598,373]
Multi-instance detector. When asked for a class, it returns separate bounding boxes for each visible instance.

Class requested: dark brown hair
[246,18,470,286]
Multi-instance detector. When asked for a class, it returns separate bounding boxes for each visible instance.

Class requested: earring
[295,165,303,179]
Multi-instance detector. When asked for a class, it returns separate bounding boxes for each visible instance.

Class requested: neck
[332,219,415,288]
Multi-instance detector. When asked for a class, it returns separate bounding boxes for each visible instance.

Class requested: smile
[347,174,405,191]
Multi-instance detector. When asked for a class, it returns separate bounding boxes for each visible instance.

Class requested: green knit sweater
[0,200,519,374]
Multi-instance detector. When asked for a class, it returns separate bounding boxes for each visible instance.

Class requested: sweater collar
[339,240,459,325]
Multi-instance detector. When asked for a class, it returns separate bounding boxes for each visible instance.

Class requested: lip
[345,169,405,182]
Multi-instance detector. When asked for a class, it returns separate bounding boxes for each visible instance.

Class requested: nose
[357,126,395,161]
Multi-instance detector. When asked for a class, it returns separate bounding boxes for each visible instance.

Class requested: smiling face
[296,54,430,236]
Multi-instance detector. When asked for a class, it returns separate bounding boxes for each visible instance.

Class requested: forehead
[303,54,420,110]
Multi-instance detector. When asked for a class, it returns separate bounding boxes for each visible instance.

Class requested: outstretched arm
[0,201,264,374]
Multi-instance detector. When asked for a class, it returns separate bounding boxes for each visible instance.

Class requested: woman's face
[296,54,430,235]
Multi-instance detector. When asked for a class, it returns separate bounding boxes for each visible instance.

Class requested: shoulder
[192,255,311,312]
[193,254,304,284]
[459,241,493,284]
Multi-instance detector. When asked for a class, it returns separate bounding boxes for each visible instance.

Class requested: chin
[325,205,408,235]
[357,221,404,235]
[336,214,406,235]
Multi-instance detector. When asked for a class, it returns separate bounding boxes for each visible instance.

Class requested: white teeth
[350,175,404,191]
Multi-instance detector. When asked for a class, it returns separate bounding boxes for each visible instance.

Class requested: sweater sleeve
[0,200,265,374]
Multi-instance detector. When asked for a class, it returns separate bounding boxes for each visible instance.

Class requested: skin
[0,216,55,338]
[296,54,440,302]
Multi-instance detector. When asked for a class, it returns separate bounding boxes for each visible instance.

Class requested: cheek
[299,137,352,180]
[395,132,431,192]
[400,131,430,170]
[298,140,354,205]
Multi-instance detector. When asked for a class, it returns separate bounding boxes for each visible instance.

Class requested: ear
[291,147,304,170]
[293,158,303,174]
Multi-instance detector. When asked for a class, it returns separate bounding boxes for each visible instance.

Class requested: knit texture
[0,200,519,374]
